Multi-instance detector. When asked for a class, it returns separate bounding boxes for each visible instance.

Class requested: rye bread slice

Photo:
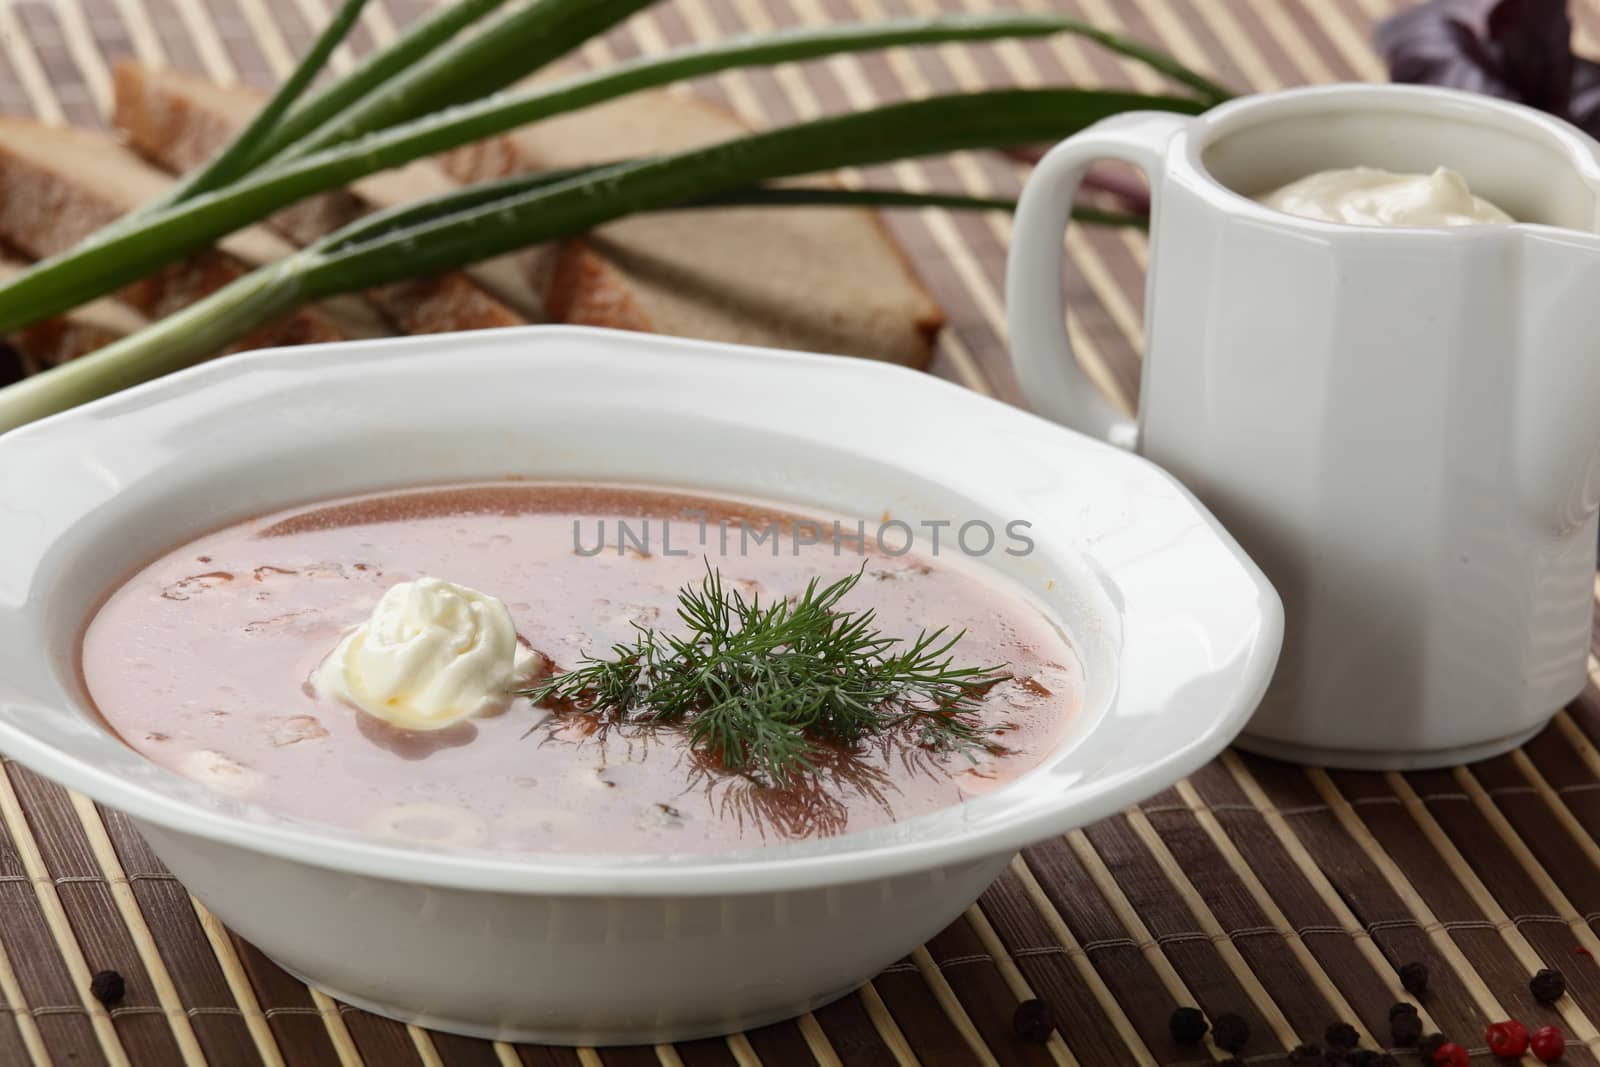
[112,62,536,329]
[115,61,941,364]
[0,119,386,348]
[444,89,943,367]
[0,119,384,350]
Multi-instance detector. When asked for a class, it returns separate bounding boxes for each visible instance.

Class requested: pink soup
[81,484,1078,854]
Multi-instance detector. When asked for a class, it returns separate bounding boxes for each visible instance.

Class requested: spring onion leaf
[246,0,517,167]
[169,0,372,201]
[0,16,1206,336]
[0,87,1191,433]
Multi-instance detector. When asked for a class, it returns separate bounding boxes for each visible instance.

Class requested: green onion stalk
[0,16,1209,334]
[0,2,1228,434]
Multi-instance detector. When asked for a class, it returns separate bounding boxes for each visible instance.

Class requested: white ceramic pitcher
[1007,84,1600,769]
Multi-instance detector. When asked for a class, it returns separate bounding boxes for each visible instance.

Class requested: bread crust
[112,62,527,334]
[0,117,385,354]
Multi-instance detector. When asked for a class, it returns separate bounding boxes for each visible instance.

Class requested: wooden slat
[987,858,1158,1066]
[1192,757,1446,1040]
[59,790,209,1065]
[0,762,128,1065]
[0,2,67,122]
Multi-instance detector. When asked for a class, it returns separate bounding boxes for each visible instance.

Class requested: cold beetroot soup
[80,483,1079,854]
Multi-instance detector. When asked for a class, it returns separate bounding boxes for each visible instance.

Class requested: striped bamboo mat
[5,0,1600,1065]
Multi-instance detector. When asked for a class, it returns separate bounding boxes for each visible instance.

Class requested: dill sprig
[517,565,1009,786]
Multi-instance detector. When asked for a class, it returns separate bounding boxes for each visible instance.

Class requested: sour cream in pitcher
[1256,166,1513,226]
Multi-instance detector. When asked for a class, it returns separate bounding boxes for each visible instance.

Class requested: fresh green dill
[516,565,1009,786]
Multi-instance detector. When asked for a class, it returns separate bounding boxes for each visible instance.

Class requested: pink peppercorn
[1531,1025,1566,1063]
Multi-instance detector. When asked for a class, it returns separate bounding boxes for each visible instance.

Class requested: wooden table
[5,0,1600,1064]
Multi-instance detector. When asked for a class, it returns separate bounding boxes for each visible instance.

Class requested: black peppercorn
[89,969,125,1006]
[1288,1043,1324,1064]
[1168,1006,1208,1044]
[1388,1000,1419,1020]
[1530,967,1567,1004]
[1324,1020,1359,1050]
[1389,1009,1422,1047]
[1344,1051,1380,1067]
[1399,961,1429,996]
[1212,1012,1249,1053]
[1418,1032,1448,1060]
[1011,998,1054,1043]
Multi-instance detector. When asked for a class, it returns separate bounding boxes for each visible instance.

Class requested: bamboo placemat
[5,0,1600,1064]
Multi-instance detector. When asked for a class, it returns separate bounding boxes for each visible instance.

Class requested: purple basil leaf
[1488,0,1573,112]
[1378,0,1599,133]
[1569,57,1600,136]
[1378,0,1513,97]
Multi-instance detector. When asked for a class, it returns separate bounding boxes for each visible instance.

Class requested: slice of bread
[444,89,943,367]
[114,62,942,366]
[112,63,531,332]
[0,119,387,355]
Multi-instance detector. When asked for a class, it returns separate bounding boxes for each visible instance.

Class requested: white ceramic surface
[0,326,1281,1043]
[1008,83,1600,770]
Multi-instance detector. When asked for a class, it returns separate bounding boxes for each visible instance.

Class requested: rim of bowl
[0,326,1283,896]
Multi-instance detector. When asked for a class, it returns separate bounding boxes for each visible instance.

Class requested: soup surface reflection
[81,484,1079,853]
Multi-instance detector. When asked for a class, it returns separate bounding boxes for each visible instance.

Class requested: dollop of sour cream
[1256,166,1514,227]
[314,577,542,731]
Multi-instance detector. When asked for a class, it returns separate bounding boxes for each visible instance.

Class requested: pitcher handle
[1006,112,1192,450]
